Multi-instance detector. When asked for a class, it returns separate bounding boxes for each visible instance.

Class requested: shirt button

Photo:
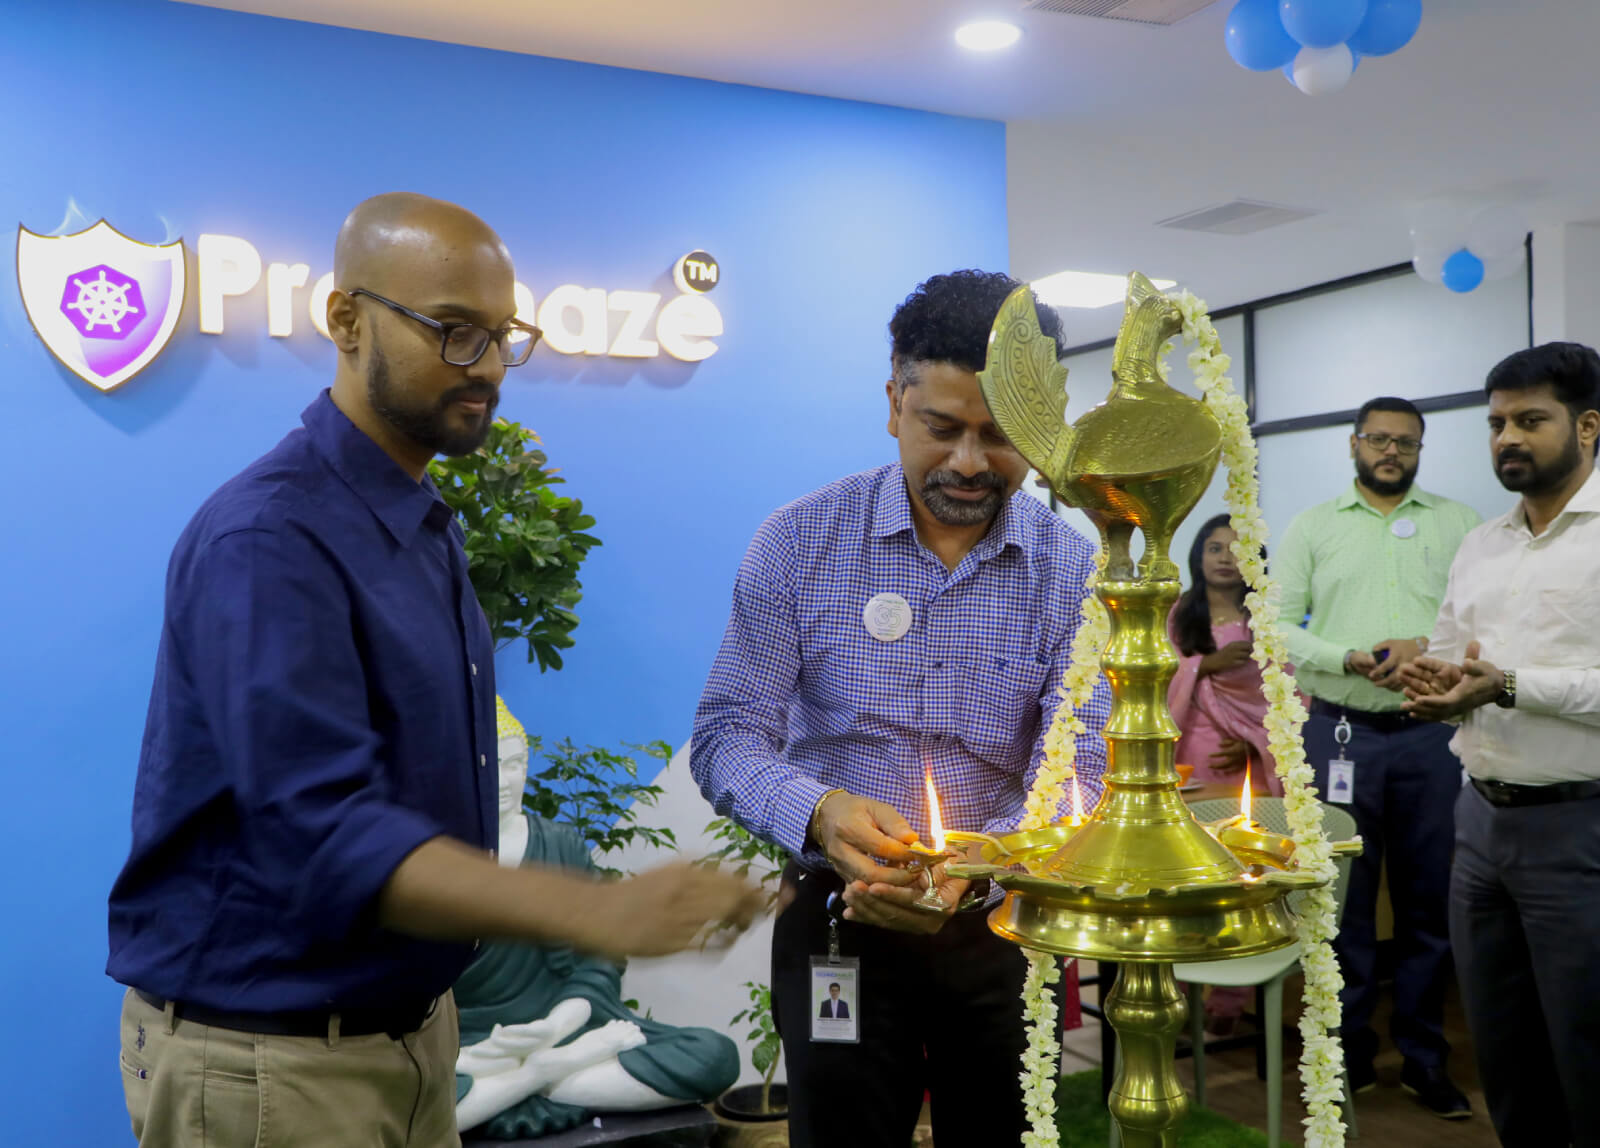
[479,754,487,767]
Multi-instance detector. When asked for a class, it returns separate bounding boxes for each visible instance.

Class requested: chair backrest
[1185,796,1357,925]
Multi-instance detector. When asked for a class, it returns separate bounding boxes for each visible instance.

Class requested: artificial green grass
[1055,1069,1273,1147]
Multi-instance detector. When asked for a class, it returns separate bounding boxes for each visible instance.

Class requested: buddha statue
[453,699,740,1138]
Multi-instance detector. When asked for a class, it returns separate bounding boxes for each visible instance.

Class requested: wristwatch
[1494,668,1517,709]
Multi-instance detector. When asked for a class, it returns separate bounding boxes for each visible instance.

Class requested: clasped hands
[1345,637,1429,691]
[811,792,972,935]
[1398,640,1505,720]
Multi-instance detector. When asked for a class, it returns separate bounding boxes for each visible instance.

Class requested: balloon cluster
[1226,0,1421,96]
[1410,199,1528,294]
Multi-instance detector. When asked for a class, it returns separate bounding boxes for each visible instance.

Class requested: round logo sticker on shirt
[862,593,912,643]
[1391,518,1417,539]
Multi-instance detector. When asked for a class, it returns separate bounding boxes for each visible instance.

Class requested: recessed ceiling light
[1031,270,1178,309]
[955,20,1022,52]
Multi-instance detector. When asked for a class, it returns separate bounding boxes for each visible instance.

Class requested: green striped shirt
[1275,482,1481,712]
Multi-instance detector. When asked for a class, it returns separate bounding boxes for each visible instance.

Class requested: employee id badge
[810,917,861,1044]
[1326,756,1355,805]
[1326,715,1355,805]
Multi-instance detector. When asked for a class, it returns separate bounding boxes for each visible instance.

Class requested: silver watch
[1494,668,1517,709]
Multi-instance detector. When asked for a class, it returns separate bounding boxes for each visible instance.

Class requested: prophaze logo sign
[16,219,724,392]
[17,221,187,392]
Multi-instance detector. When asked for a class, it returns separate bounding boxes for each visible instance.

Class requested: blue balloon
[1227,0,1300,71]
[1441,249,1485,293]
[1348,0,1421,57]
[1279,0,1367,49]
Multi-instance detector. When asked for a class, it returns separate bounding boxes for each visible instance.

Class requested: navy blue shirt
[108,391,497,1012]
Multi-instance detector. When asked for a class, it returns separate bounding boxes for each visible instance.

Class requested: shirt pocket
[1537,588,1599,667]
[957,656,1052,765]
[800,605,918,725]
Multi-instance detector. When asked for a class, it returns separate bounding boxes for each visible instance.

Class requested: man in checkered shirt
[691,270,1110,1148]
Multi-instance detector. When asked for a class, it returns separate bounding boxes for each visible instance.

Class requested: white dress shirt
[1430,467,1600,784]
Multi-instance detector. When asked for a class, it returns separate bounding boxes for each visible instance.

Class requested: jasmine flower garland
[1174,290,1347,1148]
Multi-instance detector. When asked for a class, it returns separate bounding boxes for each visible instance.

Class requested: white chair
[1172,797,1359,1148]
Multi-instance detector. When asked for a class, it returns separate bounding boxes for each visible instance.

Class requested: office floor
[1053,963,1500,1147]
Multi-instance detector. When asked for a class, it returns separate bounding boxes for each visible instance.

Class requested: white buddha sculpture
[453,699,738,1138]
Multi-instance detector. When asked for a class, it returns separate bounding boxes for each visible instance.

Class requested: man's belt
[134,988,437,1038]
[1309,697,1421,733]
[1471,777,1600,808]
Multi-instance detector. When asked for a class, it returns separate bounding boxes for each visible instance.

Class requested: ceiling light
[1031,270,1178,309]
[955,20,1022,51]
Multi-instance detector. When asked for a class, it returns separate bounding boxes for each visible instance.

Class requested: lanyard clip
[827,918,842,964]
[1334,715,1353,747]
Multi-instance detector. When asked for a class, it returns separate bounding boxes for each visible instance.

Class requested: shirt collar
[869,463,1027,560]
[1334,480,1438,515]
[1503,465,1600,533]
[302,390,453,547]
[871,464,916,538]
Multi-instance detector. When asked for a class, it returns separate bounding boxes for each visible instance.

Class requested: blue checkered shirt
[691,463,1110,863]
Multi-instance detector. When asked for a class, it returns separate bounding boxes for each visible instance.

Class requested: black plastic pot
[713,1083,788,1122]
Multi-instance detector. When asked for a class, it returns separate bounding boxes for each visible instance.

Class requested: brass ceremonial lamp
[941,274,1352,1147]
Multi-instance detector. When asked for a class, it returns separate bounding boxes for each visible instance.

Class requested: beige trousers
[118,987,463,1148]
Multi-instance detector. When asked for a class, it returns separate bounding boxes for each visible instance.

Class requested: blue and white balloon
[1279,0,1368,50]
[1227,0,1300,71]
[1467,204,1528,262]
[1287,44,1357,95]
[1441,249,1485,293]
[1348,0,1422,57]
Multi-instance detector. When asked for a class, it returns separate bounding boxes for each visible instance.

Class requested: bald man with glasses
[108,193,761,1148]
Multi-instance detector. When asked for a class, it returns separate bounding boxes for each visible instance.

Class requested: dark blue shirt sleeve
[178,523,448,944]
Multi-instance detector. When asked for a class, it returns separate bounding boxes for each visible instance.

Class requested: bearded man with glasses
[1275,395,1481,1118]
[108,192,761,1148]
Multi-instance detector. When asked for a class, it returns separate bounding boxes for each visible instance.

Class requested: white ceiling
[183,0,1600,342]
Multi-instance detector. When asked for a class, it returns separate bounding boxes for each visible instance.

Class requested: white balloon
[1468,204,1529,261]
[1409,199,1472,255]
[1291,44,1356,96]
[1412,250,1445,286]
[1479,247,1527,282]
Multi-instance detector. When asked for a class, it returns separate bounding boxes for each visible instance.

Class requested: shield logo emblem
[16,220,187,392]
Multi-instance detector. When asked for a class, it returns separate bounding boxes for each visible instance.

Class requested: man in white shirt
[1400,342,1600,1148]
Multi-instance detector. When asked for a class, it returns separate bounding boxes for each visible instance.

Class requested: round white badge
[862,593,913,643]
[1391,518,1417,539]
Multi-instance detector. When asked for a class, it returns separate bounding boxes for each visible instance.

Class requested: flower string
[1174,290,1347,1147]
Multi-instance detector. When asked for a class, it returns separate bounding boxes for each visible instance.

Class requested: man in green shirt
[1276,397,1479,1119]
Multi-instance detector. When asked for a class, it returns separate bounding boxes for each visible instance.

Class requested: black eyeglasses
[1355,432,1423,455]
[349,288,541,367]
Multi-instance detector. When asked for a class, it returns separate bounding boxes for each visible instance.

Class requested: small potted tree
[702,819,790,1145]
[428,420,674,856]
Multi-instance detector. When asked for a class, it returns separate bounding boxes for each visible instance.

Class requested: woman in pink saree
[1168,515,1288,1033]
[1168,514,1286,796]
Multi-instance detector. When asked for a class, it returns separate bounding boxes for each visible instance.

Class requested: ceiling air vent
[1157,199,1323,235]
[1025,0,1218,26]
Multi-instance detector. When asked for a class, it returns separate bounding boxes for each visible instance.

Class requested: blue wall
[0,0,1007,1138]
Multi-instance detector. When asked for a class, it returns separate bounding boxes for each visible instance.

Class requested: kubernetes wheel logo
[17,221,186,392]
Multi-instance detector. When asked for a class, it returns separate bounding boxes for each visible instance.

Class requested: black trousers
[773,862,1060,1148]
[1452,782,1600,1147]
[1305,709,1457,1069]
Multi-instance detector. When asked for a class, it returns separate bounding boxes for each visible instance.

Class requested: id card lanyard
[1327,714,1355,805]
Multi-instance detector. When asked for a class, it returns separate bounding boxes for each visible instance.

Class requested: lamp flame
[1241,764,1252,822]
[925,766,946,853]
[1071,771,1085,822]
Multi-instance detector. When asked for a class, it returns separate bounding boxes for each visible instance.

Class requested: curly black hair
[887,269,1063,390]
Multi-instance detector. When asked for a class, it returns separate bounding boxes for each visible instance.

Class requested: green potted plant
[428,419,674,859]
[429,418,599,671]
[702,820,790,1143]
